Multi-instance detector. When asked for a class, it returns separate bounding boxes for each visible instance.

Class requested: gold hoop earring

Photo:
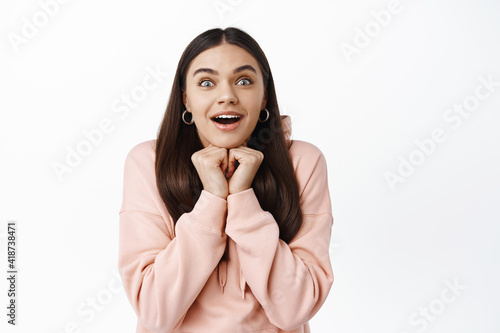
[182,110,194,125]
[259,108,270,122]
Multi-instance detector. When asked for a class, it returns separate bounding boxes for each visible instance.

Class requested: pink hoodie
[118,116,334,332]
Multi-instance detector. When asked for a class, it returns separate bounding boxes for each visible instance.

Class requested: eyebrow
[192,65,257,76]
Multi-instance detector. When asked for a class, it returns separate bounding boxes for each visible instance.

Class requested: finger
[218,148,228,173]
[231,147,264,167]
[228,147,247,164]
[227,149,239,178]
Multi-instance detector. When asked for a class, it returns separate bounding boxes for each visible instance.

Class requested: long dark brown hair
[155,27,302,243]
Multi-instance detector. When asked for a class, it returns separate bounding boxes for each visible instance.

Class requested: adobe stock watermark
[212,0,244,22]
[53,268,123,333]
[384,74,499,192]
[340,0,415,64]
[51,64,169,183]
[399,278,467,333]
[7,0,73,54]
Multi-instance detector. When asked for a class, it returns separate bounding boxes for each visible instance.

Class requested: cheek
[187,94,211,119]
[242,93,264,113]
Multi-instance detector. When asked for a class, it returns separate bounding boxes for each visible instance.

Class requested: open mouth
[211,114,241,125]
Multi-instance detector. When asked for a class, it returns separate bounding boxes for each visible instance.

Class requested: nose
[217,82,238,105]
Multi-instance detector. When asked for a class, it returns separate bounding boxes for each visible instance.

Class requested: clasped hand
[191,144,264,199]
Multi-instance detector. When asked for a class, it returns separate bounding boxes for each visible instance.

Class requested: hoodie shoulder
[120,139,161,215]
[288,140,329,197]
[125,139,156,164]
[288,140,324,161]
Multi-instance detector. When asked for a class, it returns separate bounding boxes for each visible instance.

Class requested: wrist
[228,185,250,195]
[186,190,228,233]
[205,187,228,199]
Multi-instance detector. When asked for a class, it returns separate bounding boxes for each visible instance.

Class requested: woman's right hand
[191,145,229,199]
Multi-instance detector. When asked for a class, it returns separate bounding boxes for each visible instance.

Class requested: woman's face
[183,43,267,148]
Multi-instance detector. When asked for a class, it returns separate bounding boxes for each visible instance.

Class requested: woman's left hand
[227,145,264,195]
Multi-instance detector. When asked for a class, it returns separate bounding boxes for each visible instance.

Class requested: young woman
[118,27,334,333]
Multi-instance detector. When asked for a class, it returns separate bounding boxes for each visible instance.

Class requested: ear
[261,90,267,110]
[182,90,189,110]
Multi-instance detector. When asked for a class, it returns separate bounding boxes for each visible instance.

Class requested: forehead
[188,43,261,75]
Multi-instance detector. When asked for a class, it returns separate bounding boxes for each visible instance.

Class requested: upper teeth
[216,115,239,119]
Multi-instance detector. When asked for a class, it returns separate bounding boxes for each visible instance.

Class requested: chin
[210,137,246,149]
[215,141,244,149]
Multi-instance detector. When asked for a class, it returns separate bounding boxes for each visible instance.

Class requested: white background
[1,0,499,332]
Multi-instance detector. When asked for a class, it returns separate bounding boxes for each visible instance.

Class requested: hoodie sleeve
[117,142,228,332]
[224,140,334,331]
